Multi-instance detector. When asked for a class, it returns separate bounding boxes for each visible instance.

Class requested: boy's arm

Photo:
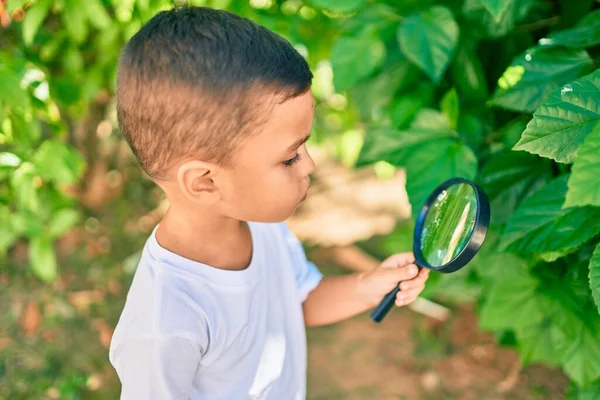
[111,335,202,399]
[302,253,429,327]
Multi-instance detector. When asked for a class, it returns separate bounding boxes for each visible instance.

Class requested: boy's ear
[176,160,219,203]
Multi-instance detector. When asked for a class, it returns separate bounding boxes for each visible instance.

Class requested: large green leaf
[396,5,459,83]
[490,47,593,113]
[310,0,365,13]
[568,379,600,400]
[518,321,567,367]
[31,140,85,184]
[478,150,553,223]
[540,286,600,386]
[331,31,386,91]
[356,111,476,212]
[478,254,545,331]
[565,123,600,208]
[21,0,51,46]
[562,318,600,387]
[514,69,600,163]
[405,139,477,212]
[591,244,600,314]
[29,236,57,282]
[356,125,453,167]
[500,175,600,256]
[540,10,600,49]
[480,0,511,21]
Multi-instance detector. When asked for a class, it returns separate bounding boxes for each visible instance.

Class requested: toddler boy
[109,6,429,399]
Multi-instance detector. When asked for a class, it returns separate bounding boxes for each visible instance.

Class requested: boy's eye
[283,153,301,167]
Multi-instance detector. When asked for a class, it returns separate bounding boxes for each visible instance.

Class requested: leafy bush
[321,0,600,394]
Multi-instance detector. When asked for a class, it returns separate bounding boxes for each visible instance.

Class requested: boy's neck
[155,207,253,271]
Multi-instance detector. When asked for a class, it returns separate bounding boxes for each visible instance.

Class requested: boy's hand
[356,252,430,307]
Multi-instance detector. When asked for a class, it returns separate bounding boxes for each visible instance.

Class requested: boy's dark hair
[116,6,313,179]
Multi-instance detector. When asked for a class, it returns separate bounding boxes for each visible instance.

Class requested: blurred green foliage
[2,0,600,396]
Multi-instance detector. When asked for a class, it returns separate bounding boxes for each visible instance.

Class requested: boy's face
[216,89,316,223]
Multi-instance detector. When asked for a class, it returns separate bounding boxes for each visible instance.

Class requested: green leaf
[63,46,84,74]
[389,85,435,129]
[461,0,542,39]
[518,321,567,367]
[490,47,593,113]
[568,379,600,400]
[61,1,88,44]
[565,123,600,208]
[478,150,553,224]
[331,31,386,91]
[480,0,511,21]
[450,40,489,103]
[478,254,545,331]
[309,0,365,13]
[514,69,600,163]
[562,320,600,387]
[11,162,40,213]
[440,88,459,128]
[500,175,600,256]
[538,284,600,386]
[84,0,111,29]
[500,118,529,149]
[357,118,453,167]
[29,236,57,282]
[21,0,51,46]
[540,10,600,49]
[405,139,477,213]
[48,209,80,238]
[0,152,22,167]
[11,211,43,237]
[0,60,29,109]
[357,125,452,167]
[457,114,485,150]
[397,5,459,83]
[31,140,85,184]
[590,243,600,314]
[411,108,452,131]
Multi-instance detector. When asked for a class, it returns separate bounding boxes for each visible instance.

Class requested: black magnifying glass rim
[413,178,491,273]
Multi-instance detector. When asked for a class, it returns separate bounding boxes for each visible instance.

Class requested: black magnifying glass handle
[370,286,401,323]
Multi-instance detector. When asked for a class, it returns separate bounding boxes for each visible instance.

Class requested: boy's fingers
[400,274,429,290]
[397,287,425,299]
[381,252,415,268]
[395,293,419,306]
[388,264,419,281]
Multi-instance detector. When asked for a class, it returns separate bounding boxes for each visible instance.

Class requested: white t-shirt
[109,222,323,400]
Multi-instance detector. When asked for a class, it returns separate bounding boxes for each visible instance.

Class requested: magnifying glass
[371,178,491,323]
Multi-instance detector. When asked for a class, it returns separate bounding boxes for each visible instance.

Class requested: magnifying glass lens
[420,183,478,268]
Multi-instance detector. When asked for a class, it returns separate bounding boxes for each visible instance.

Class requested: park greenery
[1,0,600,397]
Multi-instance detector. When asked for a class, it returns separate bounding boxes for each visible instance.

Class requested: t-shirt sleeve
[279,222,323,302]
[111,335,202,400]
